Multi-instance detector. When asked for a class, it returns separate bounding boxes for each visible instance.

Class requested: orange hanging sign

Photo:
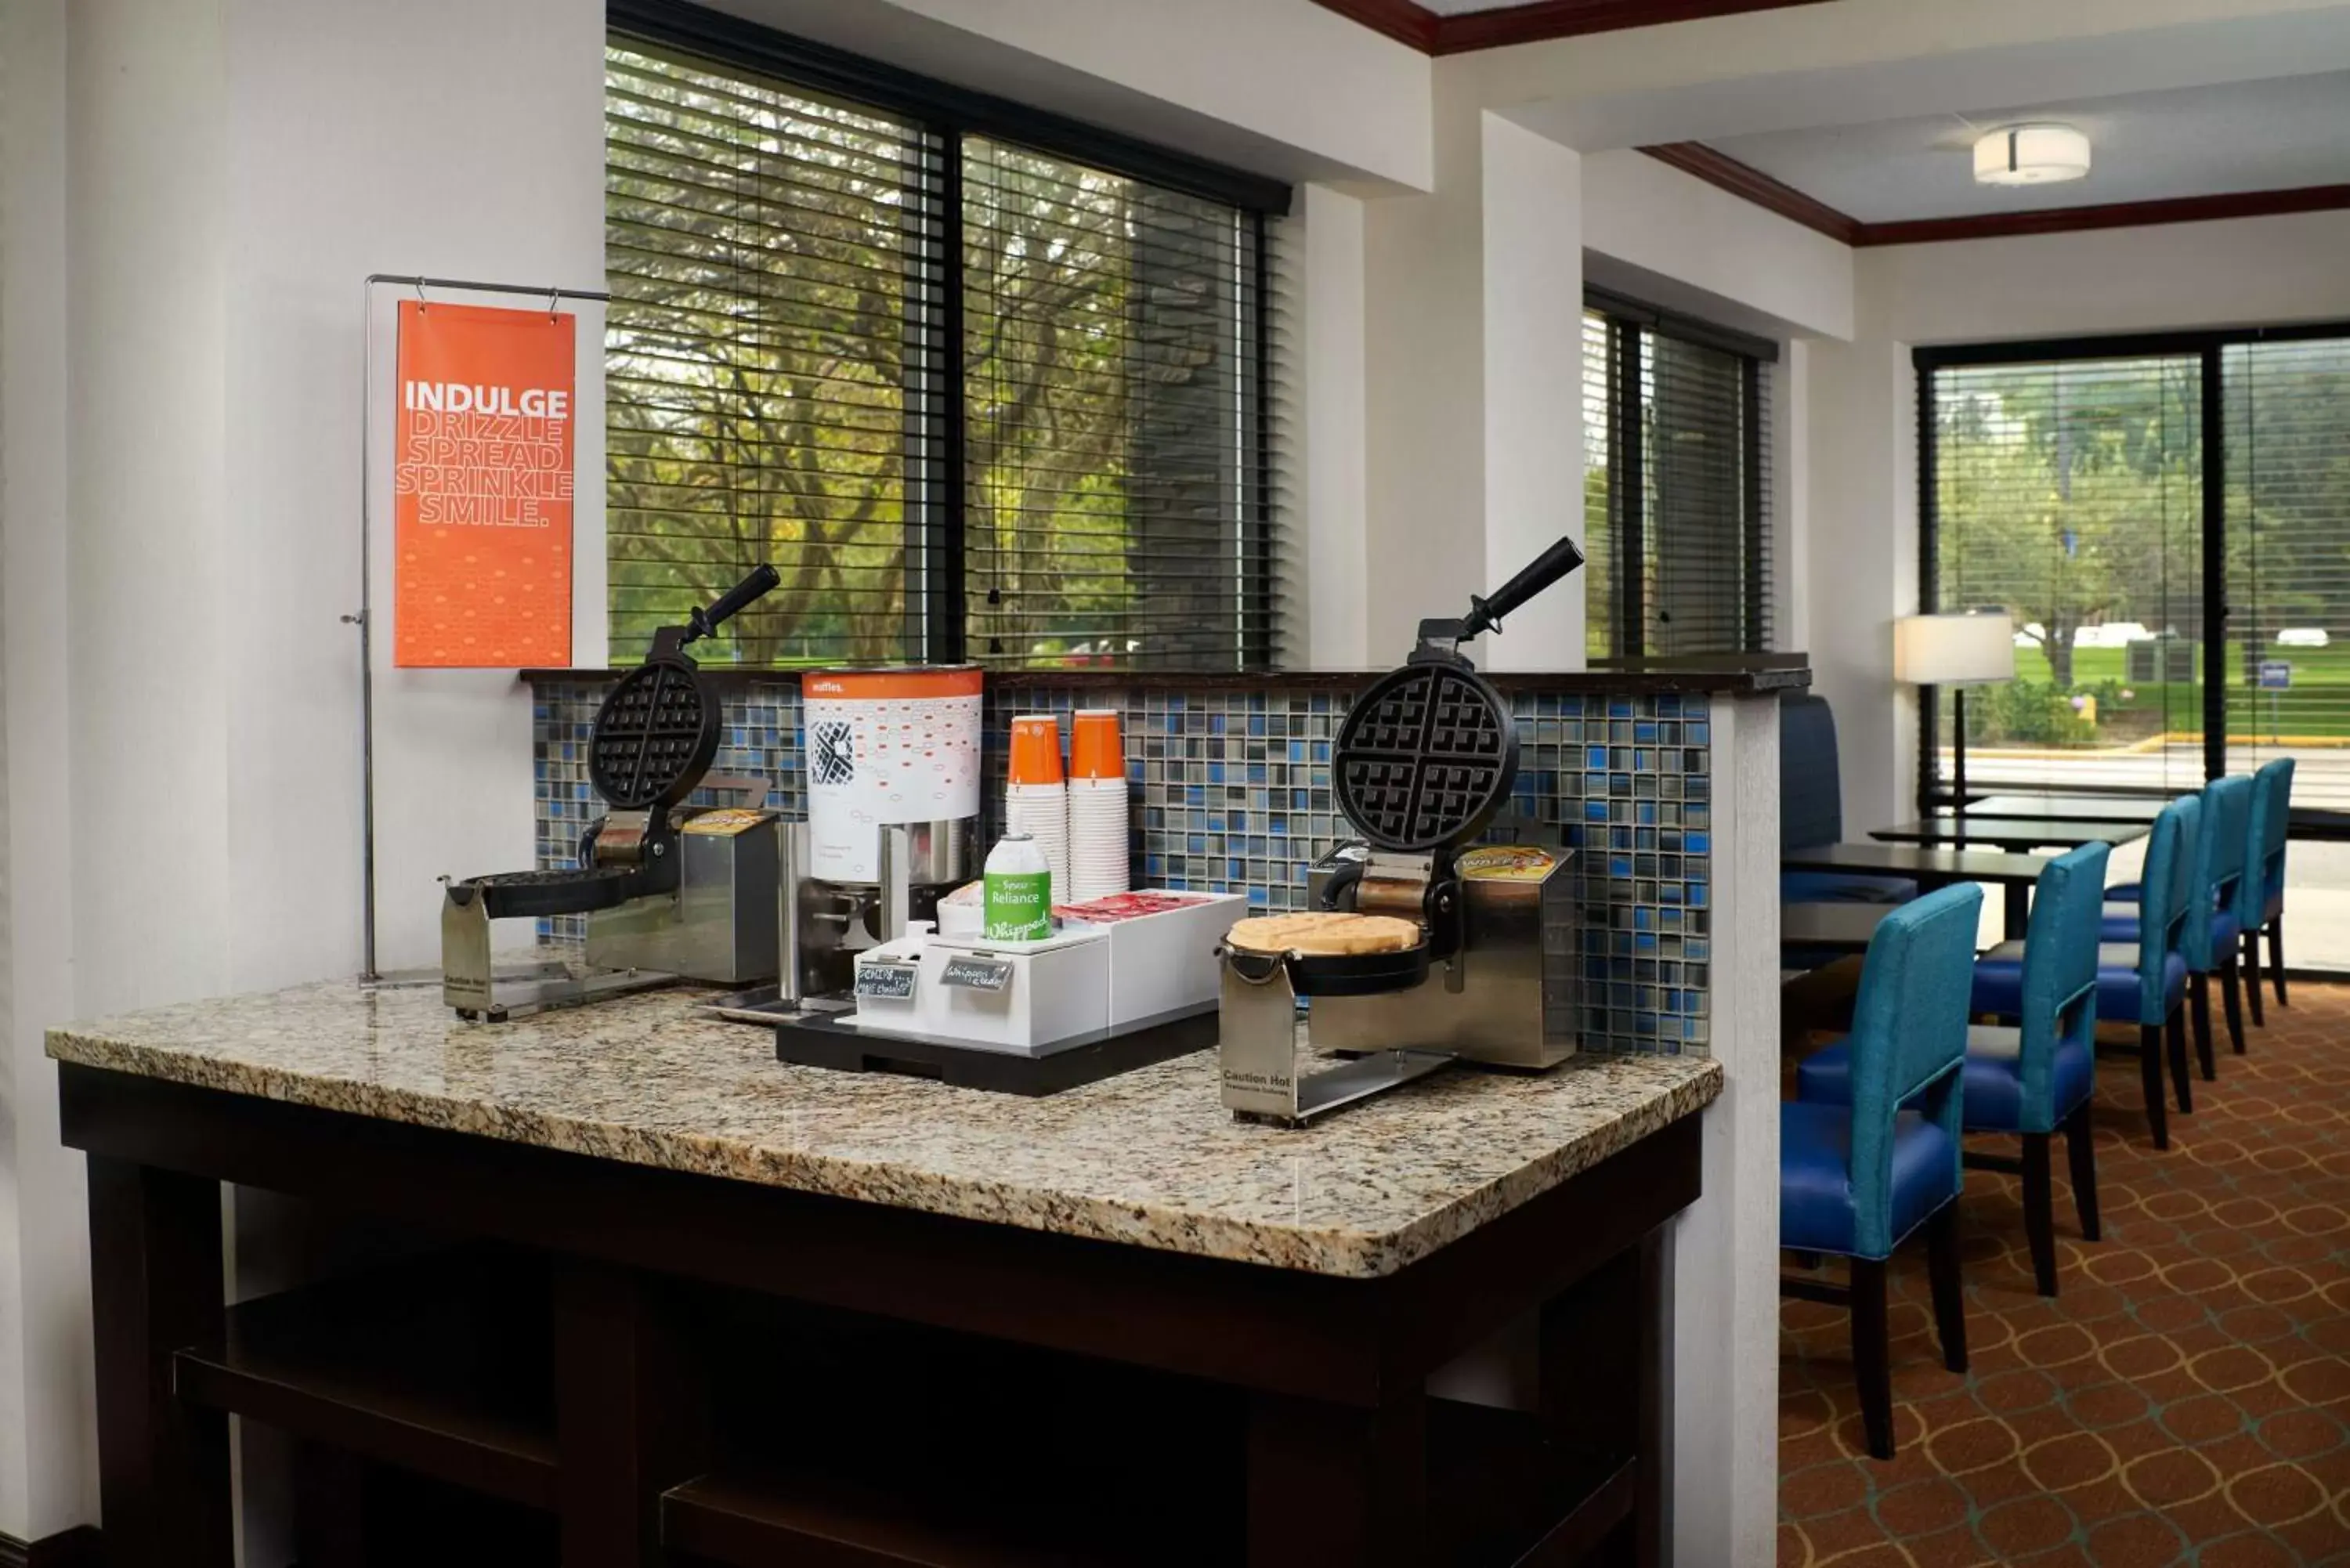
[391,299,575,667]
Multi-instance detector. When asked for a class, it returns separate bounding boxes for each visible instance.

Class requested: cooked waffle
[1226,912,1423,956]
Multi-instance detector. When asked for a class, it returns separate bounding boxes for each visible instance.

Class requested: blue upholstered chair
[1801,845,2110,1298]
[2240,758,2295,1022]
[1780,883,1982,1461]
[1973,798,2195,1150]
[1781,694,1915,906]
[2103,777,2251,1075]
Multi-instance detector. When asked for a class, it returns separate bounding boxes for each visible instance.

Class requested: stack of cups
[1067,710,1131,901]
[1004,714,1070,905]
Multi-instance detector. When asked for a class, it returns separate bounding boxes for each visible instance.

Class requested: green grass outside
[1996,640,2350,742]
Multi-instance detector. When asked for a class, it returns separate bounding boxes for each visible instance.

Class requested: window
[604,9,1285,670]
[1920,327,2350,968]
[1923,353,2206,793]
[1581,293,1774,660]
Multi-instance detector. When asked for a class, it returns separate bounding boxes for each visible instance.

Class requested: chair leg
[2167,1008,2194,1116]
[2219,956,2247,1058]
[2020,1134,2059,1296]
[2139,1024,2170,1151]
[2189,972,2217,1082]
[1850,1257,1894,1461]
[2063,1101,2101,1242]
[1925,1205,1968,1372]
[2243,928,2267,1028]
[2271,916,2289,1007]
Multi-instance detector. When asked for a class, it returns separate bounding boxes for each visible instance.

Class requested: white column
[1296,183,1371,670]
[1363,103,1587,666]
[1478,115,1583,672]
[1805,330,1918,830]
[1667,691,1781,1566]
[1774,341,1811,659]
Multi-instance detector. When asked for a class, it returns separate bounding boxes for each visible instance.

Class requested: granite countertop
[49,982,1720,1280]
[519,656,1810,697]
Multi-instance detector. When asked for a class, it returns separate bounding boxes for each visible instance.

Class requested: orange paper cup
[1008,714,1065,786]
[1070,709,1125,781]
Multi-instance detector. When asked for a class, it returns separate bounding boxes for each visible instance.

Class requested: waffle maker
[441,565,782,1020]
[1218,537,1585,1125]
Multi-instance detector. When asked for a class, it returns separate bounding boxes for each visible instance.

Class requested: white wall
[710,0,1434,192]
[1867,208,2350,345]
[1808,209,2350,831]
[1,0,92,1539]
[222,0,607,985]
[1580,150,1852,343]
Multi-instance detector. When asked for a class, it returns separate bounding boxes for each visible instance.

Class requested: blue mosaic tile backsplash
[532,679,1713,1053]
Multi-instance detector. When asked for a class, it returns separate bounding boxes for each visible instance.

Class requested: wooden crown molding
[1640,143,1860,244]
[1309,0,1437,52]
[1852,182,2350,246]
[1309,0,1832,55]
[1640,145,2350,248]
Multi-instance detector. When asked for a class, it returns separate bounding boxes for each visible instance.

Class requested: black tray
[768,1006,1219,1096]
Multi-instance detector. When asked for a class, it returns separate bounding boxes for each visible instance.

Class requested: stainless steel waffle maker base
[441,566,783,1021]
[1218,537,1586,1125]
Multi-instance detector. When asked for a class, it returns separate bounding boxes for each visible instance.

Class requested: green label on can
[984,871,1052,941]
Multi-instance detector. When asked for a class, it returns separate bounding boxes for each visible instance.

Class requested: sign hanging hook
[548,283,561,322]
[413,276,428,313]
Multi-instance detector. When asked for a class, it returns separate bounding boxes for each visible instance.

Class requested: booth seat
[1781,695,1916,906]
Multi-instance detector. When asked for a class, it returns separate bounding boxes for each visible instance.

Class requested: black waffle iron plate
[1333,661,1518,855]
[450,565,779,922]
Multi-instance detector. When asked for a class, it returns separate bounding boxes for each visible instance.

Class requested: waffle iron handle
[682,564,782,647]
[1462,536,1585,640]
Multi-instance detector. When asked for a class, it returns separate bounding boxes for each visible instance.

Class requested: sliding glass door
[2223,336,2350,966]
[1924,353,2207,797]
[1922,326,2350,972]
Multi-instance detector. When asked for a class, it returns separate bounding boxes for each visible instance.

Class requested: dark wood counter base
[63,1062,1701,1566]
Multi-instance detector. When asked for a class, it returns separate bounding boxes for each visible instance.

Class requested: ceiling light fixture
[1973,123,2092,186]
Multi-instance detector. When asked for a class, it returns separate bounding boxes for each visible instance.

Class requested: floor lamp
[1896,613,2017,815]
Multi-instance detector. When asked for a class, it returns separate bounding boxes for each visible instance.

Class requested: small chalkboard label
[855,963,919,1001]
[940,956,1014,992]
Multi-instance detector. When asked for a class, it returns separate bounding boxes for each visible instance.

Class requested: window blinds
[606,43,931,665]
[604,37,1278,670]
[2225,337,2350,808]
[961,138,1270,670]
[1581,302,1773,660]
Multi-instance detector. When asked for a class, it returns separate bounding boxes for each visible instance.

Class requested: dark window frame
[607,0,1291,670]
[1914,320,2350,836]
[1583,287,1778,661]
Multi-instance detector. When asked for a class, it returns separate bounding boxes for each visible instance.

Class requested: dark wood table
[1965,793,2170,824]
[1781,840,2056,938]
[55,981,1719,1568]
[1870,817,2151,852]
[1866,821,2147,936]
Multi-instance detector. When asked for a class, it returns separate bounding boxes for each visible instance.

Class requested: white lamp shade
[1973,125,2091,186]
[1896,614,2016,685]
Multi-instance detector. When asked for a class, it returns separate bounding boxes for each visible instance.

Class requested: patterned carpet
[1780,982,2350,1566]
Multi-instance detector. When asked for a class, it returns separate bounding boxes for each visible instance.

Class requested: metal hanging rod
[352,271,606,982]
[366,273,612,303]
